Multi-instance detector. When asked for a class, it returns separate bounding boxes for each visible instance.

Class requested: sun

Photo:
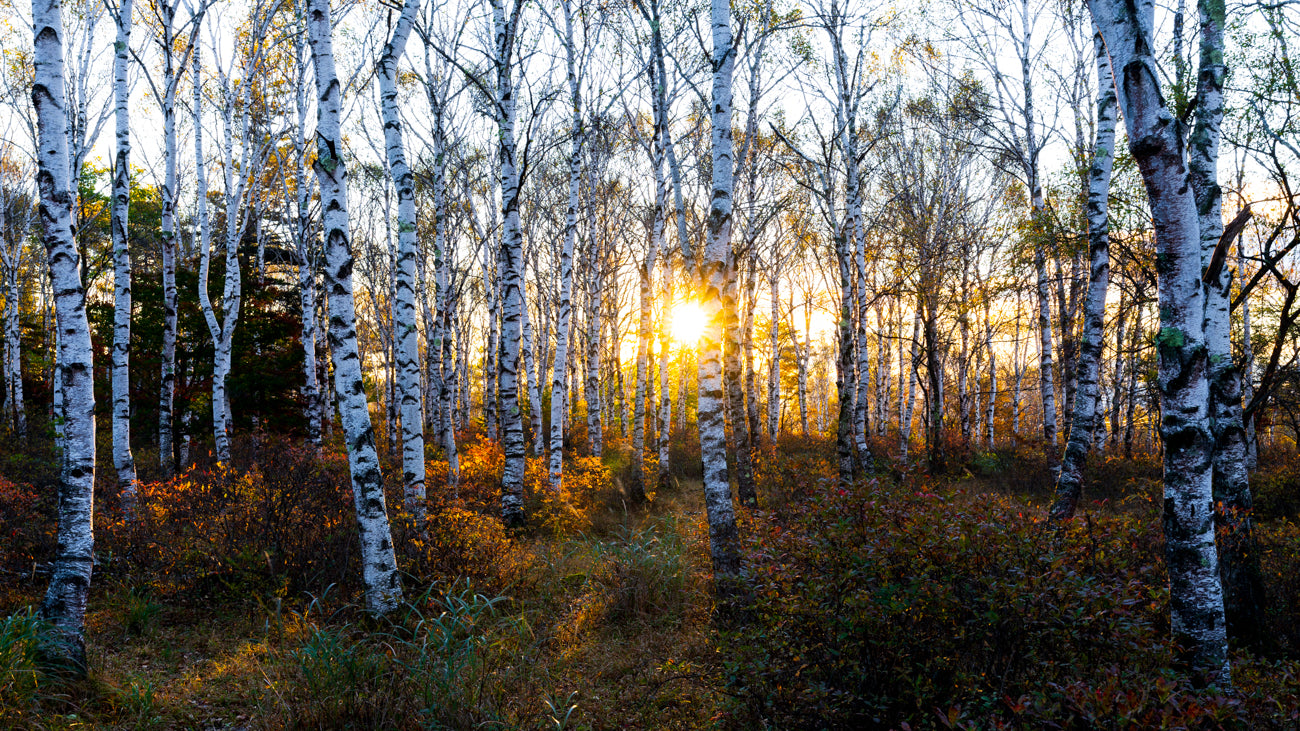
[669,300,706,345]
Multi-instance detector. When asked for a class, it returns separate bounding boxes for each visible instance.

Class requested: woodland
[3,0,1300,727]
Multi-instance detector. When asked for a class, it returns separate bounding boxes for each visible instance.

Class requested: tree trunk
[767,266,780,441]
[492,0,527,527]
[307,0,402,615]
[377,0,426,525]
[726,257,756,506]
[1090,0,1229,686]
[1051,28,1115,521]
[110,0,136,512]
[158,9,180,478]
[701,0,744,610]
[293,6,320,449]
[1187,0,1262,643]
[33,0,97,670]
[900,304,921,461]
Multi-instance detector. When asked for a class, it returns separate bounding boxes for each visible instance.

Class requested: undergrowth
[0,434,1298,728]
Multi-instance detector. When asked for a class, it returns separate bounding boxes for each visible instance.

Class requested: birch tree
[377,0,426,525]
[1188,0,1262,641]
[307,0,402,615]
[953,0,1060,447]
[1088,0,1229,686]
[1050,28,1114,521]
[137,0,205,477]
[700,0,744,609]
[0,146,31,438]
[490,0,528,527]
[32,0,97,670]
[106,0,135,510]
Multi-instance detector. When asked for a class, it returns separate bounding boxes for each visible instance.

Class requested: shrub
[407,506,535,596]
[720,480,1300,729]
[100,436,357,603]
[0,475,53,576]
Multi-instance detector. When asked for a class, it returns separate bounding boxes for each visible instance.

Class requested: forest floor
[3,435,1300,729]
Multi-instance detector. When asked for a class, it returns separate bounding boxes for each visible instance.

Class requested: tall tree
[307,0,402,615]
[700,0,744,610]
[137,0,204,477]
[1050,28,1115,521]
[377,0,426,526]
[108,0,136,511]
[490,0,528,527]
[1188,0,1262,641]
[1088,0,1229,686]
[32,0,97,670]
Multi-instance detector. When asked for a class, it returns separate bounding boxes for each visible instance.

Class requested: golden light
[670,300,705,345]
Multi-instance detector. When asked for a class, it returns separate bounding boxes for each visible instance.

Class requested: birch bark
[307,0,402,614]
[1187,0,1262,641]
[701,0,743,607]
[377,0,426,524]
[33,0,97,669]
[1089,0,1229,685]
[1051,29,1115,521]
[109,0,135,510]
[491,0,527,526]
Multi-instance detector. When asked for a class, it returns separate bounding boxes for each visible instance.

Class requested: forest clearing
[3,0,1300,726]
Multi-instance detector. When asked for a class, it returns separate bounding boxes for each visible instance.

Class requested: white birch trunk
[799,296,810,435]
[1188,0,1260,639]
[33,0,97,669]
[548,10,579,492]
[492,0,527,526]
[110,0,136,510]
[657,261,673,492]
[292,3,320,448]
[701,0,743,605]
[421,43,459,492]
[1051,28,1115,521]
[583,185,603,459]
[522,296,544,457]
[307,0,402,614]
[157,1,181,477]
[1090,0,1228,685]
[377,0,426,524]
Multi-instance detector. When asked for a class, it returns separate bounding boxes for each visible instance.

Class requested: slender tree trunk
[483,234,500,439]
[900,304,921,460]
[522,295,544,457]
[1240,242,1257,469]
[1090,0,1229,685]
[307,0,402,614]
[726,257,756,505]
[584,207,603,458]
[1109,292,1128,451]
[658,262,673,492]
[159,35,179,478]
[33,0,97,669]
[701,0,744,608]
[110,0,136,511]
[492,0,527,526]
[549,0,582,492]
[924,298,945,472]
[767,267,780,441]
[1051,29,1115,521]
[799,296,810,436]
[2,266,22,436]
[1188,0,1262,642]
[292,7,321,449]
[743,261,761,445]
[377,0,426,524]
